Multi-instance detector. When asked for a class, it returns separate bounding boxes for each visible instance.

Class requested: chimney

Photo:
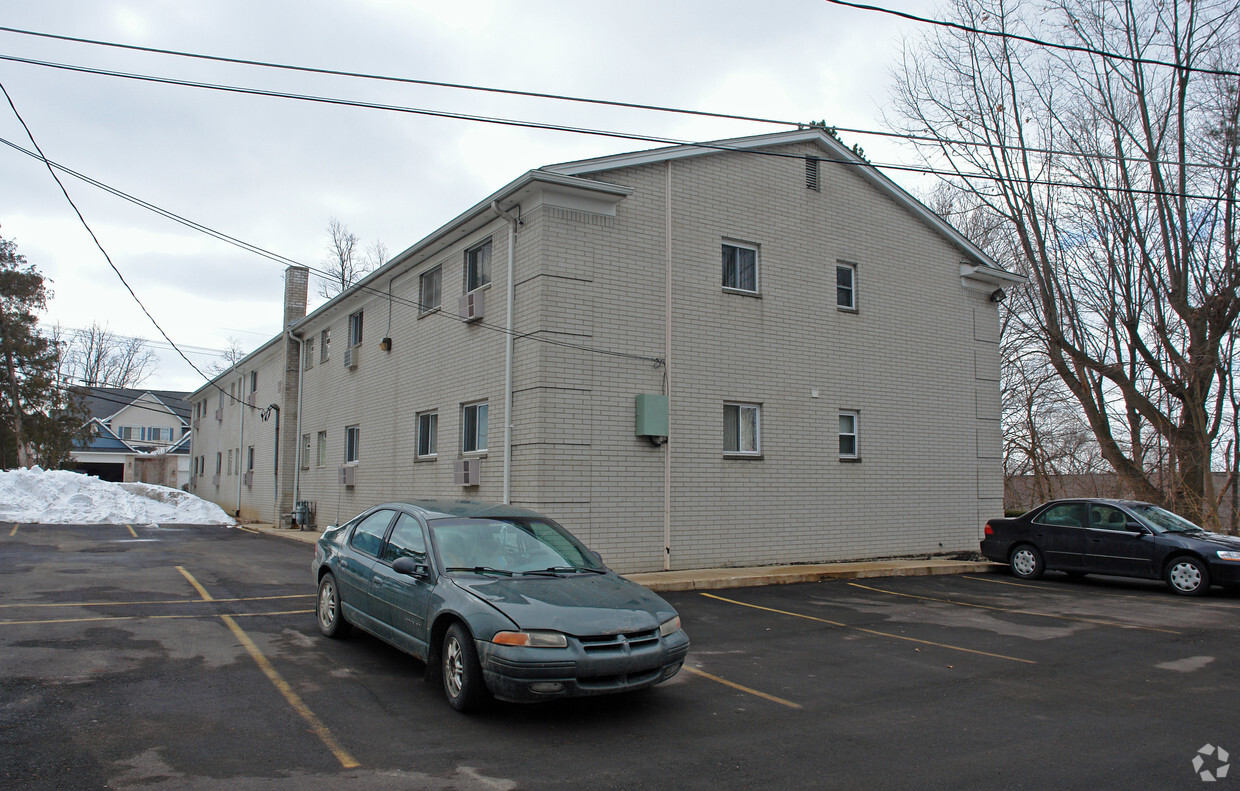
[276,266,309,526]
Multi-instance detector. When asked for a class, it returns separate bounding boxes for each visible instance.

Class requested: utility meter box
[634,394,668,438]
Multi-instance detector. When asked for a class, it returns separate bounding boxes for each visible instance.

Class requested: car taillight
[984,523,994,536]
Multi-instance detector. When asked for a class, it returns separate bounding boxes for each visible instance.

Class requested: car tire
[1009,544,1044,580]
[316,573,351,638]
[442,623,488,713]
[1165,556,1210,597]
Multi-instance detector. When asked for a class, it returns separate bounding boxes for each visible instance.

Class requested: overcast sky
[1,0,936,392]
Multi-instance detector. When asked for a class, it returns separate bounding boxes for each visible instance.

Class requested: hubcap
[1171,562,1202,592]
[319,583,335,628]
[444,636,463,698]
[1013,550,1035,576]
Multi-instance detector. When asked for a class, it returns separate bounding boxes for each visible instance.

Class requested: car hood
[450,573,673,636]
[1176,531,1240,551]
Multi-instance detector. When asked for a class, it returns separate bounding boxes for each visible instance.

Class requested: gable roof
[77,418,137,452]
[77,386,192,424]
[544,128,1016,274]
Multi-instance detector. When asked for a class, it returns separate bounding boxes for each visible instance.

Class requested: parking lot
[3,522,1238,790]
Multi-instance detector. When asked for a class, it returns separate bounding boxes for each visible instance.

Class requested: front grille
[579,628,660,654]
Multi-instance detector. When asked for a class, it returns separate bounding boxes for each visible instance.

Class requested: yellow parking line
[236,525,259,534]
[0,594,313,610]
[9,524,18,536]
[126,524,138,537]
[701,592,1036,665]
[683,666,802,709]
[175,566,358,769]
[848,582,1182,634]
[0,609,314,626]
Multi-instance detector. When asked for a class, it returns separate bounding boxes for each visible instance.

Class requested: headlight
[492,630,568,648]
[1217,550,1240,561]
[659,616,681,637]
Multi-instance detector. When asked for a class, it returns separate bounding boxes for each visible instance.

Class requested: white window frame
[304,337,315,370]
[461,401,488,454]
[300,434,310,470]
[722,241,759,294]
[320,328,331,363]
[348,311,363,347]
[345,425,360,464]
[417,410,438,459]
[465,239,492,293]
[420,266,442,314]
[316,430,328,468]
[839,410,860,459]
[836,263,857,311]
[723,402,762,456]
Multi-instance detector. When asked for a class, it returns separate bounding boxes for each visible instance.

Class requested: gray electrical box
[634,394,668,437]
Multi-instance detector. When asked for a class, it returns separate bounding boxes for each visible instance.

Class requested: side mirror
[392,556,430,578]
[1127,522,1150,534]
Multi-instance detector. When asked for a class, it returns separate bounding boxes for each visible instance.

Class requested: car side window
[1089,505,1132,531]
[350,509,396,557]
[381,513,427,563]
[1035,503,1088,528]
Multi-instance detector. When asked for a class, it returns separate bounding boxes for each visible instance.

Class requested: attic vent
[805,156,820,191]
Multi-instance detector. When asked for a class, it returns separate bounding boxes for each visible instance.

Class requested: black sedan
[981,499,1240,596]
[311,499,690,711]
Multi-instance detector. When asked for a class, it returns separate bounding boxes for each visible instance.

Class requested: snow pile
[0,466,235,525]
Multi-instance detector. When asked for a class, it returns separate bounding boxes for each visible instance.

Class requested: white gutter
[663,160,673,571]
[491,201,520,505]
[235,365,243,518]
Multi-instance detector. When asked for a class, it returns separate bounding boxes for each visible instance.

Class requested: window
[1089,504,1132,531]
[348,311,363,347]
[345,425,360,464]
[420,266,442,314]
[1036,502,1088,528]
[462,401,488,453]
[805,156,820,191]
[316,430,328,467]
[836,263,857,310]
[304,337,315,369]
[246,446,254,471]
[227,449,234,475]
[320,328,331,363]
[349,509,395,558]
[250,371,258,394]
[724,403,761,456]
[839,411,860,459]
[417,411,438,458]
[119,426,136,441]
[381,513,427,564]
[300,434,310,470]
[722,242,758,293]
[465,239,491,292]
[215,452,222,474]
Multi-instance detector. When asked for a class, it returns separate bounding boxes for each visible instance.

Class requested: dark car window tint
[350,509,395,557]
[1089,505,1131,531]
[381,513,427,563]
[1035,503,1088,528]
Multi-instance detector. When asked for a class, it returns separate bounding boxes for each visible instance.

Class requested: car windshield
[429,516,605,575]
[1128,504,1205,534]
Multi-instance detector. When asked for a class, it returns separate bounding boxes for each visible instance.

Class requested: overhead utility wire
[818,0,1240,78]
[0,81,254,410]
[0,27,1223,171]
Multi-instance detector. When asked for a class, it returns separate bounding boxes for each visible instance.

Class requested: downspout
[288,330,304,517]
[664,160,673,571]
[234,363,243,518]
[491,200,519,505]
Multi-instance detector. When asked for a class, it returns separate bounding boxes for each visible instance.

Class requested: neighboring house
[188,129,1022,572]
[70,387,192,487]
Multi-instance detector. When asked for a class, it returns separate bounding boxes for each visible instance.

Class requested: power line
[818,0,1240,79]
[0,28,1227,172]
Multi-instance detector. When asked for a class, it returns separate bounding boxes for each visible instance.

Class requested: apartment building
[188,129,1021,573]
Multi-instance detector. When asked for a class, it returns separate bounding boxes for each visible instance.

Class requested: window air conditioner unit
[454,458,480,486]
[212,474,221,486]
[243,471,254,487]
[215,408,224,421]
[459,291,484,322]
[246,393,256,407]
[344,347,359,369]
[339,465,356,487]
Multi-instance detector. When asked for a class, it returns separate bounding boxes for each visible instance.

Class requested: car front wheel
[1009,544,1044,580]
[442,623,488,712]
[316,573,351,637]
[1166,556,1210,597]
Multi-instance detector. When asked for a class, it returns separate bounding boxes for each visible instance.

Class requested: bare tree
[316,218,386,299]
[60,322,158,388]
[892,0,1240,527]
[208,337,246,375]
